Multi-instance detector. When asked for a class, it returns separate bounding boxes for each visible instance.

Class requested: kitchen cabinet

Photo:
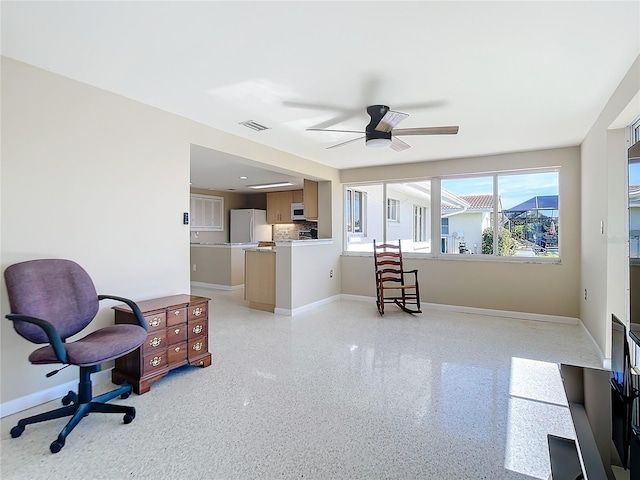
[267,191,294,223]
[303,180,318,220]
[266,186,316,223]
[244,250,276,312]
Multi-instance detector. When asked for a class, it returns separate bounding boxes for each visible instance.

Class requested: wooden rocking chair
[373,240,421,315]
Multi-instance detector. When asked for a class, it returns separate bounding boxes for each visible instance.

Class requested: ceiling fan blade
[283,101,365,130]
[375,110,409,132]
[392,126,459,136]
[326,136,365,150]
[306,128,365,134]
[390,137,411,152]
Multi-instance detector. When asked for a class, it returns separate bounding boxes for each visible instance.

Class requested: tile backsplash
[273,221,318,240]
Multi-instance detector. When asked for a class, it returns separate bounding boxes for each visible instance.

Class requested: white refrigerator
[230,209,272,243]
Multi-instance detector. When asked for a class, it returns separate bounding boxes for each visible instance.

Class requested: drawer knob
[192,324,203,334]
[174,328,180,334]
[149,337,162,347]
[192,342,203,352]
[149,356,162,367]
[174,310,181,316]
[175,346,181,352]
[148,317,161,328]
[192,307,203,317]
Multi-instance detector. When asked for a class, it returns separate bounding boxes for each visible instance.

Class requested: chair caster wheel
[123,410,135,424]
[50,440,64,453]
[120,391,131,400]
[10,425,25,438]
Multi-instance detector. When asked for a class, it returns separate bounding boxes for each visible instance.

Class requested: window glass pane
[387,198,400,222]
[345,184,384,252]
[499,171,559,257]
[441,176,493,255]
[386,181,431,253]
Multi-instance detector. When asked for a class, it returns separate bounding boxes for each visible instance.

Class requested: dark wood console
[111,294,211,394]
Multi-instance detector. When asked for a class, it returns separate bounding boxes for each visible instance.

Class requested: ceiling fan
[307,105,459,151]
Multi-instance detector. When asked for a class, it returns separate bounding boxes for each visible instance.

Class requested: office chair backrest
[4,259,99,344]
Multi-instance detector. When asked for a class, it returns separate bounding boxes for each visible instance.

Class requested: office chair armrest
[98,295,148,331]
[5,314,69,363]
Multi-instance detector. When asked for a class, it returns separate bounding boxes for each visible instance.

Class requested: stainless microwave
[291,202,305,220]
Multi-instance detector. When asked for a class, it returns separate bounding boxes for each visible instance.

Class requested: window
[441,176,493,255]
[387,198,400,222]
[190,194,224,231]
[414,205,428,243]
[346,188,365,234]
[441,218,449,235]
[441,170,559,257]
[344,169,559,261]
[344,181,431,253]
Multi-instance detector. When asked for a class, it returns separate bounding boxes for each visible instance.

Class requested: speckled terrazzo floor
[1,289,602,480]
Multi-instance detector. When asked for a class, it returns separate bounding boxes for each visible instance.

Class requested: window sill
[342,250,562,265]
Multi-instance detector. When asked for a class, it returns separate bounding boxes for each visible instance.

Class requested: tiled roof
[459,194,494,209]
[442,194,497,210]
[630,185,640,194]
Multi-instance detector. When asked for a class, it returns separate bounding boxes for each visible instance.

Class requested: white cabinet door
[190,194,224,231]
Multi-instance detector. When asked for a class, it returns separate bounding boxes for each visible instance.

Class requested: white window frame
[413,205,427,242]
[346,187,365,235]
[387,198,400,222]
[343,167,561,264]
[190,194,224,231]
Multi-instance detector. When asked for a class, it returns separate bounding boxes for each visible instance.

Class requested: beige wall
[341,147,581,318]
[581,55,640,359]
[1,57,342,408]
[190,245,247,287]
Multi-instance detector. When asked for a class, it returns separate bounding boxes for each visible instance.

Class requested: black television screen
[612,314,630,395]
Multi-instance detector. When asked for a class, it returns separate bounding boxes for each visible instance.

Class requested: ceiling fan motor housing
[365,105,392,147]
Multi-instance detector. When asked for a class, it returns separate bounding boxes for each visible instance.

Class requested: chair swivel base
[10,383,135,454]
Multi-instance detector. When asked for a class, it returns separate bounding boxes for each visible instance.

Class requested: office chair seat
[28,324,148,366]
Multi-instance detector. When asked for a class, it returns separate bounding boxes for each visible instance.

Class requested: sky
[442,171,559,210]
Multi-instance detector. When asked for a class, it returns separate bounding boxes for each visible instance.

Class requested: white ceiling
[2,1,639,190]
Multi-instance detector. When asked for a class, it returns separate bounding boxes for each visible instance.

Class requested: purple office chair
[4,259,148,453]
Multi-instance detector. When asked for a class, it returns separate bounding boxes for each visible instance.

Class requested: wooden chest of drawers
[111,294,211,394]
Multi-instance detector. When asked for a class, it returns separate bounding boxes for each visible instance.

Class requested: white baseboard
[0,369,112,419]
[423,302,580,325]
[275,295,342,316]
[190,281,243,291]
[341,294,579,325]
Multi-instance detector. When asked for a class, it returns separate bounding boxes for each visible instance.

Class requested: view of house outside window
[441,176,493,255]
[387,198,400,222]
[442,171,559,257]
[344,170,559,260]
[345,181,431,253]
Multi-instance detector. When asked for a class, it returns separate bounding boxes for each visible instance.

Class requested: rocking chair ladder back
[373,240,421,315]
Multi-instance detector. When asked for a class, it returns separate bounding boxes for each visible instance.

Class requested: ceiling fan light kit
[307,104,459,151]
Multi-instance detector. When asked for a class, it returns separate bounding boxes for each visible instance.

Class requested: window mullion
[432,177,442,256]
[493,174,499,256]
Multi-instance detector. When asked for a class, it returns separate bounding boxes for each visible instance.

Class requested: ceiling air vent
[239,120,270,131]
